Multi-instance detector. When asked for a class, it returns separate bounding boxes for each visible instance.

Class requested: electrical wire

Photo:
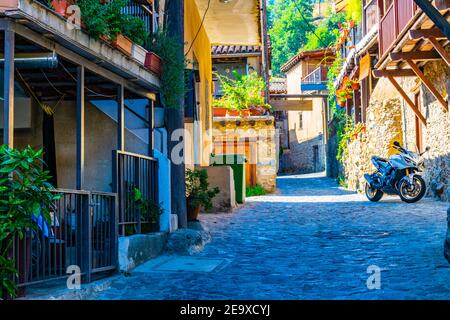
[293,0,328,49]
[58,61,116,98]
[185,0,211,57]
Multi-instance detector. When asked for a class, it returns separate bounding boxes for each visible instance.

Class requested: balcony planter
[213,107,227,117]
[111,33,133,56]
[145,52,162,76]
[154,107,165,128]
[131,44,148,65]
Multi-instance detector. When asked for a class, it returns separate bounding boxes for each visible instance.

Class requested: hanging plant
[147,29,188,109]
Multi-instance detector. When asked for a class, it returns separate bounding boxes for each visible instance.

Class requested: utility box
[211,154,246,204]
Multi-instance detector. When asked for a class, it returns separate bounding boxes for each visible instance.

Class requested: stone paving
[92,173,450,300]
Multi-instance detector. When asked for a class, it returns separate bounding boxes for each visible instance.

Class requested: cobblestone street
[93,173,450,300]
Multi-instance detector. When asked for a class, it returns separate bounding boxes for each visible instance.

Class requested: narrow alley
[92,173,450,300]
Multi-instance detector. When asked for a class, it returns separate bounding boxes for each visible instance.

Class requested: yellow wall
[185,0,213,166]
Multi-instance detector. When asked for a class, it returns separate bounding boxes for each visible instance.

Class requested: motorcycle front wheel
[365,183,383,202]
[399,175,426,203]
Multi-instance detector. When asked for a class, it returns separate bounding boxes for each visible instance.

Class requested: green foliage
[246,185,267,197]
[185,169,219,211]
[302,10,347,51]
[268,0,315,75]
[147,29,188,109]
[133,188,164,224]
[77,0,149,46]
[346,0,363,25]
[212,71,269,111]
[0,145,57,298]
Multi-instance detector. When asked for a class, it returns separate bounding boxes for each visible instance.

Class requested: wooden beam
[76,66,85,190]
[268,99,314,111]
[427,37,450,67]
[3,28,14,148]
[413,0,450,40]
[373,69,417,78]
[406,59,448,112]
[117,85,125,151]
[409,28,447,40]
[390,50,442,61]
[387,76,427,125]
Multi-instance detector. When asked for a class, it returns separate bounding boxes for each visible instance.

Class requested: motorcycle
[364,141,429,203]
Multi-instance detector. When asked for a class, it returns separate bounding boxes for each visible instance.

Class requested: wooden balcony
[379,0,419,56]
[301,66,328,92]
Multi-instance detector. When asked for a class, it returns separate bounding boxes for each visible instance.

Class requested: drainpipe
[0,52,58,69]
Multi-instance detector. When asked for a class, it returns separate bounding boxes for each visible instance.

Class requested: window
[298,112,303,130]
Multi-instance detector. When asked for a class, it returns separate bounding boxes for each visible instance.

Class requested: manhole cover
[153,257,227,272]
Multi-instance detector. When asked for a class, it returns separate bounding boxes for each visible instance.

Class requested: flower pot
[338,100,346,107]
[154,107,165,128]
[249,105,266,116]
[213,107,227,117]
[132,44,148,65]
[111,33,133,56]
[226,109,240,117]
[187,203,201,221]
[144,52,162,76]
[351,83,360,91]
[51,0,72,17]
[240,109,251,117]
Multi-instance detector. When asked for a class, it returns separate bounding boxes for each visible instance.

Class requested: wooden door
[213,139,257,187]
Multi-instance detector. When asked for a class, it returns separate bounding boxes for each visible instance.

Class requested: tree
[302,10,347,51]
[268,0,315,75]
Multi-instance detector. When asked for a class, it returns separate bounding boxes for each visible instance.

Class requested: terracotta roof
[280,48,335,73]
[212,45,262,56]
[269,77,287,94]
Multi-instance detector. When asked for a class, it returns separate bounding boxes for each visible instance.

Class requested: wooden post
[3,28,14,148]
[76,66,85,190]
[406,59,448,112]
[165,0,187,228]
[387,75,427,125]
[117,85,125,151]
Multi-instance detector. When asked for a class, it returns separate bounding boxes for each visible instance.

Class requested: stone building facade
[212,116,277,192]
[342,60,450,201]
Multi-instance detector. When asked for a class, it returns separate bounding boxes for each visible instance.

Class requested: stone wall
[342,59,450,201]
[281,134,326,174]
[212,116,277,192]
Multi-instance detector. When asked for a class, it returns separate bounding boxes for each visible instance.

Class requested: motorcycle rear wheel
[365,183,383,202]
[399,175,426,203]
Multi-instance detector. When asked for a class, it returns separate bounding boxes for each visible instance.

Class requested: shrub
[0,145,58,298]
[246,185,267,197]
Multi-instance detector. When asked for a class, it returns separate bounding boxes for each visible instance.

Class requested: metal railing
[113,151,159,236]
[302,66,328,84]
[13,189,117,288]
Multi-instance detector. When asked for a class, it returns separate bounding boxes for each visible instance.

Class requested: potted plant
[214,71,268,118]
[185,169,219,221]
[132,188,164,233]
